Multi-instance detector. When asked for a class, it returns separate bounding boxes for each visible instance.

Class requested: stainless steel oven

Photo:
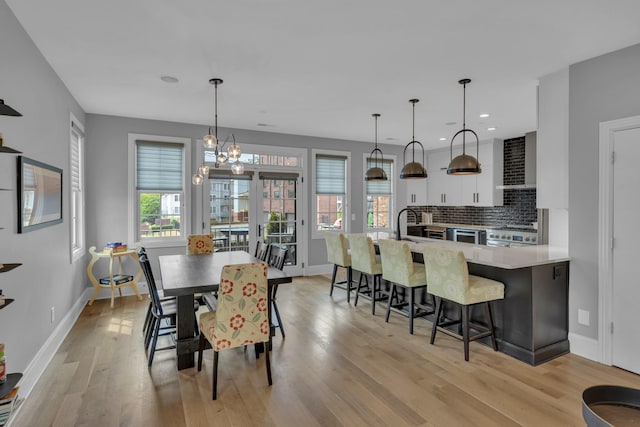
[486,228,538,247]
[451,228,486,245]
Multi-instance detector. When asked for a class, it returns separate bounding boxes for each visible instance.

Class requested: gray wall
[0,0,86,372]
[85,114,406,273]
[569,42,640,339]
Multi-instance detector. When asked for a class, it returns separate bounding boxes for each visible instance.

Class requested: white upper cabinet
[406,178,428,205]
[427,139,503,207]
[537,68,568,209]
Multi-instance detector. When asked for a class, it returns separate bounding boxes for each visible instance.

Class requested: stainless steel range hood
[496,131,536,190]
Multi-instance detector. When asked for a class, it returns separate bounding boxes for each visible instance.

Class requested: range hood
[496,131,536,190]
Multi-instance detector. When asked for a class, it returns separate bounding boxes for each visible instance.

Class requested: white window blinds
[71,130,81,192]
[136,141,183,191]
[366,158,392,194]
[316,154,346,194]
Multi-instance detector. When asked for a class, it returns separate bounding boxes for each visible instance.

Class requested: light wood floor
[12,275,640,426]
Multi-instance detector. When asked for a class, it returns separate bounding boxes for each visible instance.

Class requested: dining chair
[324,231,355,303]
[197,262,272,400]
[266,244,288,337]
[187,234,214,255]
[347,234,387,315]
[378,239,434,334]
[422,246,504,361]
[254,240,270,261]
[139,247,172,335]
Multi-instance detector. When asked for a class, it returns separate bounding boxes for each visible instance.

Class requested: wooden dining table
[158,250,291,370]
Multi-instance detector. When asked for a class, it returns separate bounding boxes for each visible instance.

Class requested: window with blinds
[135,140,185,241]
[70,118,84,261]
[365,157,393,232]
[314,152,348,234]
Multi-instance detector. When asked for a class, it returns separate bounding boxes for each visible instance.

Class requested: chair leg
[265,340,273,386]
[409,287,415,335]
[385,284,396,323]
[371,275,378,315]
[329,264,338,296]
[462,305,470,361]
[143,302,152,334]
[144,316,155,350]
[197,333,205,371]
[212,350,219,400]
[273,299,285,338]
[485,301,498,351]
[148,317,161,367]
[430,297,443,345]
[347,267,352,303]
[354,273,363,306]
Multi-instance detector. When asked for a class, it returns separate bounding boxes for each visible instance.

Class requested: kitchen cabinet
[426,139,503,207]
[406,178,427,205]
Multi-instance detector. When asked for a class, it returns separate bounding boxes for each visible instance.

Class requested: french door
[205,171,302,276]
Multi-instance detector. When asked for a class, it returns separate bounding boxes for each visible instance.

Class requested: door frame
[598,114,640,364]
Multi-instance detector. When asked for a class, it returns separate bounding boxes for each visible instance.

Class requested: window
[365,156,394,240]
[313,151,349,238]
[69,114,84,262]
[128,134,190,246]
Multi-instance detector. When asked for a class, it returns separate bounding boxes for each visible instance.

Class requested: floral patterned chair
[347,234,388,315]
[187,234,214,255]
[422,246,504,361]
[324,231,355,303]
[197,262,272,399]
[378,239,434,334]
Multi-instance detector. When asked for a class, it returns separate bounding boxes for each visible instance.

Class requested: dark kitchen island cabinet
[400,237,570,365]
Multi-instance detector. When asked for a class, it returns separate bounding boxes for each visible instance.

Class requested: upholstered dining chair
[197,262,272,399]
[422,246,504,361]
[378,239,434,334]
[187,234,214,255]
[347,234,387,315]
[266,244,288,337]
[324,231,355,303]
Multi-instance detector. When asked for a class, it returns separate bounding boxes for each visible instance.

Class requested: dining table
[158,250,291,370]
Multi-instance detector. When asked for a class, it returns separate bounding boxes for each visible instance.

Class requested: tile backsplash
[408,136,538,227]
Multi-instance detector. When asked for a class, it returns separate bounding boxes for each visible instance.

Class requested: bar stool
[422,246,504,361]
[324,231,355,303]
[347,234,387,315]
[378,239,434,334]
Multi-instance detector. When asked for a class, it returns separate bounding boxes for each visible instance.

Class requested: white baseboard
[15,287,93,409]
[304,263,332,276]
[569,332,601,363]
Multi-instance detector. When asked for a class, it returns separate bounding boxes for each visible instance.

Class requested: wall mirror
[17,156,63,233]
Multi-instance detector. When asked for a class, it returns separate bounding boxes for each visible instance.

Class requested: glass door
[207,175,251,253]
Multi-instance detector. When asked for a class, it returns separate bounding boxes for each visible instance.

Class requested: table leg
[176,294,196,370]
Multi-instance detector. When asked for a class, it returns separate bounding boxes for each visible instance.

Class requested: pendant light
[400,99,428,179]
[365,113,387,181]
[193,78,244,185]
[447,79,481,175]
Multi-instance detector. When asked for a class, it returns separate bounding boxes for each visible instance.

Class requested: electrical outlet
[50,306,55,323]
[578,309,590,326]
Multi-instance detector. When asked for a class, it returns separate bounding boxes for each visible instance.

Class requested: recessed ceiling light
[439,137,446,141]
[257,123,276,127]
[160,76,179,83]
[385,137,398,141]
[479,113,490,118]
[445,121,457,126]
[487,127,496,131]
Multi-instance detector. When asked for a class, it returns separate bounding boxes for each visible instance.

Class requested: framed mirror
[17,156,63,233]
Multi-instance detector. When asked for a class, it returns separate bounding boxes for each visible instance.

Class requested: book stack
[0,386,18,426]
[99,274,134,285]
[103,242,128,253]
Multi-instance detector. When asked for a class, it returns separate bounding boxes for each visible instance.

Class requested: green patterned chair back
[187,234,214,255]
[378,239,417,286]
[422,246,469,303]
[203,262,269,351]
[324,231,351,267]
[348,234,382,275]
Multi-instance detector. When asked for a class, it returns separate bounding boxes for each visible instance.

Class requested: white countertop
[399,236,569,269]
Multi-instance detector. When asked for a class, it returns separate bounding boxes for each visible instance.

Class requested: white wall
[568,42,640,340]
[0,0,86,374]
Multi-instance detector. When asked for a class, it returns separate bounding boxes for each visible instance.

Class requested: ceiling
[6,0,640,149]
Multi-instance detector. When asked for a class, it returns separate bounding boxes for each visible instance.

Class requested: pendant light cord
[462,81,467,154]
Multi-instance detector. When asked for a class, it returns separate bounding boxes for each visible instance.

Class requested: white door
[611,125,640,374]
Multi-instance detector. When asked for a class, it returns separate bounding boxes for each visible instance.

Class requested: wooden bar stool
[324,232,355,303]
[378,239,434,334]
[422,246,504,361]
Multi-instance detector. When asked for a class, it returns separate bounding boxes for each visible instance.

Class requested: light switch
[352,213,356,221]
[578,309,590,326]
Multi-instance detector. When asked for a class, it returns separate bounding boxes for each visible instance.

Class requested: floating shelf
[0,299,14,310]
[0,264,21,273]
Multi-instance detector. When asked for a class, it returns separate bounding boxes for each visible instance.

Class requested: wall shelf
[0,264,21,274]
[0,299,14,310]
[0,373,21,399]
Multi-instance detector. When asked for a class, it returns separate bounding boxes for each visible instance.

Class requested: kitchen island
[400,236,570,365]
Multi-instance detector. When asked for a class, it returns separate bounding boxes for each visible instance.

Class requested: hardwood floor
[12,275,640,426]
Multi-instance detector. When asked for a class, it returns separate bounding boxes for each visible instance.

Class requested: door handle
[257,224,262,237]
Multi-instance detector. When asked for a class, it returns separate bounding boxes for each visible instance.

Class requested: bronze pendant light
[447,79,481,175]
[400,99,428,179]
[365,113,388,181]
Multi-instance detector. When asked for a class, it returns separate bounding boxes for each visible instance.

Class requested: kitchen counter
[400,236,569,269]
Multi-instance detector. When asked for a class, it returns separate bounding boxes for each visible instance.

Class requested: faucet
[396,208,419,241]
